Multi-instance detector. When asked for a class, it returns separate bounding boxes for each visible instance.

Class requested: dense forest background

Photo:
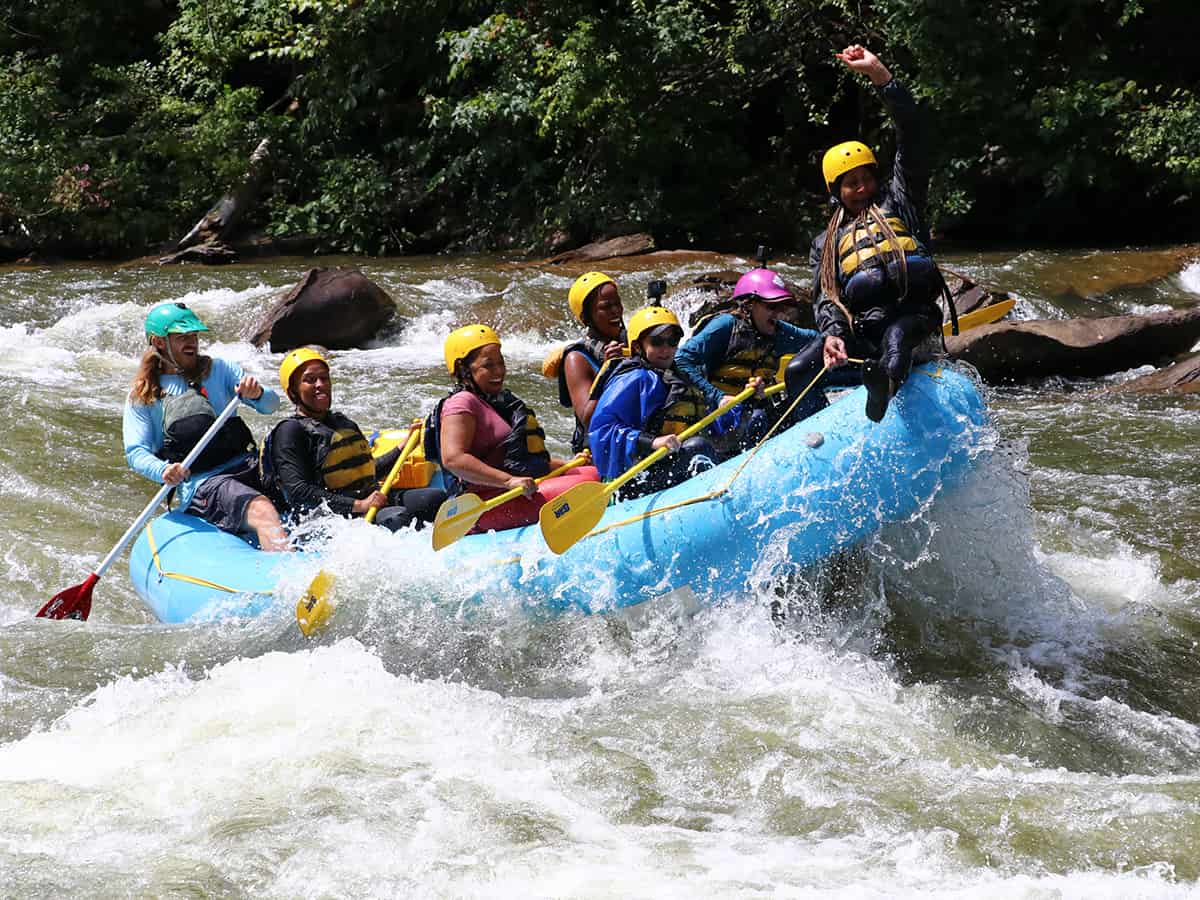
[1,0,1197,260]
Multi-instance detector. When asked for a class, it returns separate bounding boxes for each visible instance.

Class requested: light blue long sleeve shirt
[675,313,821,408]
[122,357,280,508]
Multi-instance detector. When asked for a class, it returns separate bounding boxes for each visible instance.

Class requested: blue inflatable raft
[129,364,988,623]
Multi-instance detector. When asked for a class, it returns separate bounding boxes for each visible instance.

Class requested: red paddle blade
[36,572,98,621]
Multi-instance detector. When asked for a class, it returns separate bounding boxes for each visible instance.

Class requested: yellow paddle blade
[431,493,486,551]
[945,298,1016,335]
[539,480,611,555]
[296,569,336,638]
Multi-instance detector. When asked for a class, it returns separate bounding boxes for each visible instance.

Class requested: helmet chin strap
[150,337,183,373]
[287,384,326,418]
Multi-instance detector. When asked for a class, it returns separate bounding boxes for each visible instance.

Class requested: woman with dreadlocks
[806,45,949,422]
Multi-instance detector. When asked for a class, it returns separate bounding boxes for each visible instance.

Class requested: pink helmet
[731,268,793,304]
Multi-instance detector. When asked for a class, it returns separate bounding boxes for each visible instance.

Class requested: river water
[1,249,1198,897]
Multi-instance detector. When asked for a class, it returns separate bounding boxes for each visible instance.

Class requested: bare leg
[246,496,290,552]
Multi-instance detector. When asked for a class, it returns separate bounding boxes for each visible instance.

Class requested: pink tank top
[441,391,510,472]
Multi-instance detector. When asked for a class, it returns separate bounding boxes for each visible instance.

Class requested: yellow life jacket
[653,380,708,436]
[837,214,919,278]
[693,313,782,397]
[319,420,378,496]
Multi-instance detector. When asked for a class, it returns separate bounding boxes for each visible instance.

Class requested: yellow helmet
[444,324,501,374]
[627,306,681,351]
[279,347,329,395]
[568,272,615,324]
[821,140,877,193]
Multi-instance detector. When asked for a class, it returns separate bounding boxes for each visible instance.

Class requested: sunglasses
[645,334,680,348]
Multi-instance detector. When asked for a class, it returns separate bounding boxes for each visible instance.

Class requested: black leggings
[854,313,937,383]
[782,339,865,424]
[621,436,718,500]
[843,256,943,382]
[373,487,447,532]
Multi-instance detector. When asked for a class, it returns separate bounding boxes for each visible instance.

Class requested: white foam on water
[1179,260,1200,295]
[1031,506,1200,617]
[0,285,286,388]
[1124,302,1175,316]
[410,275,510,303]
[0,324,81,386]
[1,638,1193,897]
[170,282,280,313]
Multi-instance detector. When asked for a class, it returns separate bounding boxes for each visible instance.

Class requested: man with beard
[123,302,288,550]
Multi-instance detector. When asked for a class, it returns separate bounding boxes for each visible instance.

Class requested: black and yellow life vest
[259,411,378,501]
[424,388,550,496]
[159,384,255,473]
[692,312,782,397]
[589,357,710,438]
[556,337,607,454]
[305,413,377,497]
[836,214,921,279]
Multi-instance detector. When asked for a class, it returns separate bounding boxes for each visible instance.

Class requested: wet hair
[129,348,165,405]
[818,200,910,330]
[129,341,211,405]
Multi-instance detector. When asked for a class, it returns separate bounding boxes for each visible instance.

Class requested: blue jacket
[588,364,738,481]
[122,357,279,508]
[675,313,822,408]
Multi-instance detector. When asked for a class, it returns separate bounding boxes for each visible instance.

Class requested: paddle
[943,298,1016,336]
[366,423,423,525]
[538,383,766,555]
[431,454,591,551]
[296,421,423,637]
[36,394,244,621]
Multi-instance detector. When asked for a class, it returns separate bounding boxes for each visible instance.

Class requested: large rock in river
[945,306,1200,382]
[1108,353,1200,395]
[246,268,396,353]
[542,233,655,265]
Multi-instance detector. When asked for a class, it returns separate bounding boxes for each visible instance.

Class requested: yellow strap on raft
[145,520,244,593]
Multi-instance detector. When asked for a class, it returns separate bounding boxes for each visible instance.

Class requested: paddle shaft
[438,454,590,531]
[603,384,759,496]
[94,394,244,579]
[365,423,422,524]
[561,373,834,518]
[609,354,867,494]
[943,299,1016,335]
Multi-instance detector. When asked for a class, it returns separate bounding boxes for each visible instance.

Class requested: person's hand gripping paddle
[36,394,244,621]
[430,454,591,551]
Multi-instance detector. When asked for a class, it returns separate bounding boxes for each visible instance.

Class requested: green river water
[0,248,1198,897]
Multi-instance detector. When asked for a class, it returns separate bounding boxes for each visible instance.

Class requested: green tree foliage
[0,0,1196,258]
[876,0,1200,237]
